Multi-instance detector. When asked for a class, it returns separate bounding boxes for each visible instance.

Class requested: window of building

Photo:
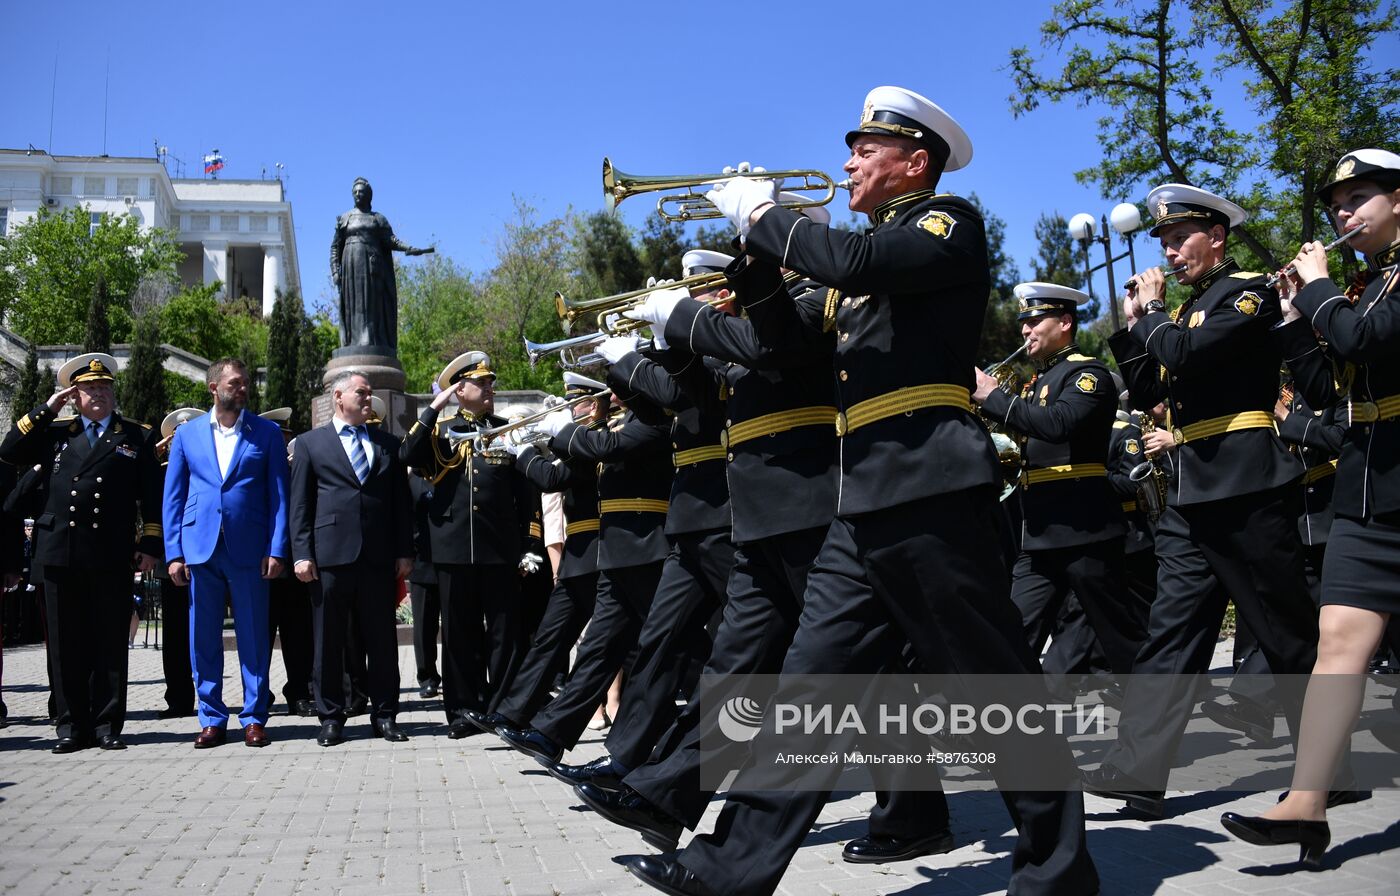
[116,177,138,196]
[248,215,268,233]
[219,215,240,232]
[50,176,72,195]
[0,207,8,237]
[190,214,210,231]
[90,212,102,236]
[83,177,106,196]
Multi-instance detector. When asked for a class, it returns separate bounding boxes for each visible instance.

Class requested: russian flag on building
[203,150,224,175]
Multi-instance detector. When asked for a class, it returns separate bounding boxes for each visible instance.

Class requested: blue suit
[163,409,290,728]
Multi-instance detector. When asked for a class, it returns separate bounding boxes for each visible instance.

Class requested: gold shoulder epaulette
[1231,271,1263,279]
[1113,420,1129,429]
[822,289,841,333]
[1067,353,1096,362]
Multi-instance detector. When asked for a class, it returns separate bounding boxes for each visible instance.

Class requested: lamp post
[1068,202,1143,331]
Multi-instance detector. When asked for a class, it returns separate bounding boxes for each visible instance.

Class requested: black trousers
[410,579,442,688]
[605,530,736,770]
[436,562,520,721]
[532,560,663,750]
[160,579,195,713]
[1040,593,1110,679]
[1012,536,1148,676]
[493,572,598,723]
[268,576,313,706]
[679,491,1096,896]
[43,565,133,740]
[1103,486,1318,787]
[1229,541,1326,709]
[310,559,401,723]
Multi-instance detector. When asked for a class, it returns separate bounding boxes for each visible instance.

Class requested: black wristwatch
[1145,299,1166,314]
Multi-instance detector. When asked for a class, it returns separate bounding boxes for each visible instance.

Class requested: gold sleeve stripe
[17,414,33,435]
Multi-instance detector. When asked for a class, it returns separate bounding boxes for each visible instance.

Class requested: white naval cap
[681,249,734,278]
[58,352,118,387]
[1317,148,1400,204]
[1013,281,1090,319]
[436,350,494,393]
[1146,183,1247,236]
[160,407,205,439]
[846,86,972,172]
[780,191,831,226]
[563,371,607,396]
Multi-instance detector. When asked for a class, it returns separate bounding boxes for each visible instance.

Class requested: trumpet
[524,332,648,369]
[463,389,614,447]
[557,270,800,332]
[1266,225,1367,288]
[980,342,1030,501]
[1124,264,1188,293]
[603,158,847,222]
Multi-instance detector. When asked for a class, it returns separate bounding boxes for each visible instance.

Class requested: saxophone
[1128,411,1169,522]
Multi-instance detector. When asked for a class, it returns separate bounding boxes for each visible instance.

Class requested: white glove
[596,335,638,364]
[538,409,573,438]
[518,552,543,575]
[624,285,688,327]
[706,175,777,240]
[501,432,528,456]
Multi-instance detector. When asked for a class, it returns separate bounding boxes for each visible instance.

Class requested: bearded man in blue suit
[163,358,290,748]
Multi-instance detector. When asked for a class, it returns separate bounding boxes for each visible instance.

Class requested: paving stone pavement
[0,636,1395,895]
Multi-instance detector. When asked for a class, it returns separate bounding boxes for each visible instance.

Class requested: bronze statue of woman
[329,177,433,352]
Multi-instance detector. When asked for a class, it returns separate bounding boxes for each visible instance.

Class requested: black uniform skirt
[1321,514,1400,614]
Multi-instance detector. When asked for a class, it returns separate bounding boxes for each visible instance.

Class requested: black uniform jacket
[406,473,436,585]
[1275,387,1344,546]
[550,410,671,569]
[289,422,413,568]
[981,345,1124,550]
[1,406,162,572]
[1282,249,1400,520]
[608,351,732,537]
[742,192,1000,515]
[400,407,536,566]
[1109,257,1298,506]
[515,438,601,580]
[1107,416,1156,554]
[662,265,839,543]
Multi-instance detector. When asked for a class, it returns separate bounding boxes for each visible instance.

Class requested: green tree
[293,315,330,434]
[974,194,1026,367]
[158,282,231,361]
[577,212,645,295]
[396,254,480,390]
[239,333,262,414]
[263,290,300,412]
[0,206,183,344]
[1009,0,1399,271]
[12,342,43,422]
[84,275,113,352]
[639,216,688,281]
[117,311,167,426]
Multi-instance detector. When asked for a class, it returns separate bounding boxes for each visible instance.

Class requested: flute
[1266,226,1367,287]
[1125,264,1188,293]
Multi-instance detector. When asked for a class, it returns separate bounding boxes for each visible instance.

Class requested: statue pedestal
[313,348,417,435]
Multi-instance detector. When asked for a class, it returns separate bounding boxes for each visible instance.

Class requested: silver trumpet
[1266,226,1367,288]
[524,333,648,369]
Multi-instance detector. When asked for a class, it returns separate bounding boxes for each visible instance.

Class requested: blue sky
[1,1,1305,313]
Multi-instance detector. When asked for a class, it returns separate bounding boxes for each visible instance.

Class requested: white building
[0,147,301,315]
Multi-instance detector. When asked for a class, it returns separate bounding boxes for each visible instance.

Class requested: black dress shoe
[625,853,716,896]
[158,707,195,720]
[317,720,345,747]
[1201,696,1275,744]
[418,683,440,699]
[373,719,409,742]
[290,699,316,718]
[1277,788,1371,809]
[575,782,682,850]
[1221,811,1330,865]
[52,735,92,754]
[345,702,368,718]
[841,829,955,864]
[99,734,127,751]
[497,725,562,763]
[546,755,625,790]
[446,718,479,739]
[464,710,515,735]
[1083,765,1165,817]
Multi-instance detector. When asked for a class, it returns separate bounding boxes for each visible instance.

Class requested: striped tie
[344,424,369,484]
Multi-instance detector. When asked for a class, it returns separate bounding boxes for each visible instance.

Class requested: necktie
[345,424,369,484]
[87,420,100,446]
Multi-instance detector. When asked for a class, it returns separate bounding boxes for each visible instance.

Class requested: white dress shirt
[210,409,244,480]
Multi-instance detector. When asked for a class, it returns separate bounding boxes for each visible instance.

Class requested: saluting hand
[45,384,80,413]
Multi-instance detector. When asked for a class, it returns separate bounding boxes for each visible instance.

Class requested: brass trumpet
[463,390,613,446]
[980,342,1031,501]
[603,158,846,222]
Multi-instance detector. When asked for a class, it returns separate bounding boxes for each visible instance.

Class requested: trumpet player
[1090,184,1319,817]
[972,283,1148,678]
[465,373,610,735]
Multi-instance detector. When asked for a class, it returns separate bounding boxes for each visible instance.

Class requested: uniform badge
[1336,157,1356,180]
[116,444,138,459]
[1075,372,1099,394]
[1233,292,1261,316]
[860,100,873,127]
[1156,197,1170,219]
[917,211,956,239]
[1188,310,1206,328]
[1038,384,1050,406]
[1126,439,1141,455]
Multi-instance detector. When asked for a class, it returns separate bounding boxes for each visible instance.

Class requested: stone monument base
[314,349,419,435]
